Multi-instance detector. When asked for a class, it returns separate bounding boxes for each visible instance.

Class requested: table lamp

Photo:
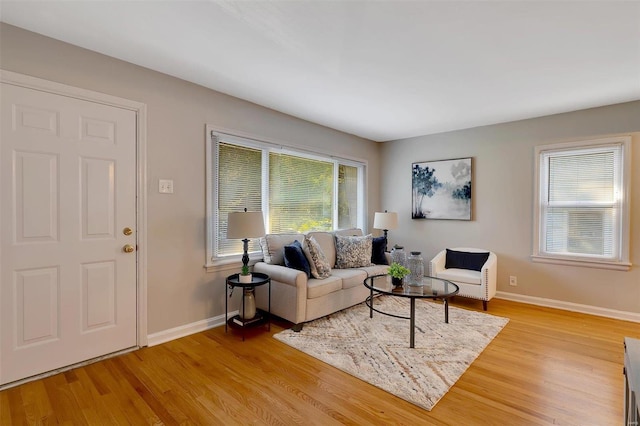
[227,208,266,278]
[373,210,398,252]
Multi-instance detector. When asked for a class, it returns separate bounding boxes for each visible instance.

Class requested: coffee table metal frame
[363,274,459,348]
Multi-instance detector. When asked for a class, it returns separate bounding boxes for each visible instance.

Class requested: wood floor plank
[2,298,638,424]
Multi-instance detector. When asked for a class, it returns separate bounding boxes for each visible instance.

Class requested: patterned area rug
[273,296,509,411]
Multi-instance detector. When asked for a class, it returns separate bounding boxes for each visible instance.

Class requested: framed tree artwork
[412,157,472,220]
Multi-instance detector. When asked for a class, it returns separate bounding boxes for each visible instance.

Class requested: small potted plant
[388,262,410,289]
[239,264,252,283]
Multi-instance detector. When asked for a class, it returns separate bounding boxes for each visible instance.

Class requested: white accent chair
[429,248,497,310]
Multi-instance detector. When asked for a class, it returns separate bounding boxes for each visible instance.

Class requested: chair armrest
[481,252,497,273]
[429,250,447,276]
[480,252,498,296]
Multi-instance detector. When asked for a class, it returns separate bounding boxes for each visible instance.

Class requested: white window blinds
[217,142,262,256]
[545,150,618,257]
[534,137,631,270]
[269,152,334,233]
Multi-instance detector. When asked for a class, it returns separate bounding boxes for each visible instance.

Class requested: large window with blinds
[533,136,631,270]
[206,129,365,263]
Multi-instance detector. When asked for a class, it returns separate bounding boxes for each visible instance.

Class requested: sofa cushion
[330,268,367,290]
[304,235,332,279]
[307,275,342,299]
[371,236,388,265]
[283,240,311,278]
[335,234,374,269]
[260,233,304,265]
[356,264,390,277]
[445,249,490,272]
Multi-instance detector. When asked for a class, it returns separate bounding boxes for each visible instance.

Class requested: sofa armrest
[253,261,309,324]
[253,262,307,288]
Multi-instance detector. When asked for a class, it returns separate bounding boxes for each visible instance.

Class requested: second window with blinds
[532,136,631,270]
[209,130,365,262]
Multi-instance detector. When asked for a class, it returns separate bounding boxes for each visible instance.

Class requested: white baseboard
[147,295,640,347]
[496,291,640,323]
[147,311,236,347]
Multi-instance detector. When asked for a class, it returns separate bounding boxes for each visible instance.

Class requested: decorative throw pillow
[301,238,318,278]
[335,234,374,269]
[445,249,490,272]
[371,236,388,265]
[283,240,311,278]
[304,235,331,279]
[259,233,304,265]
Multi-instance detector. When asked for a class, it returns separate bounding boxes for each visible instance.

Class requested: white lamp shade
[227,211,265,239]
[373,211,398,230]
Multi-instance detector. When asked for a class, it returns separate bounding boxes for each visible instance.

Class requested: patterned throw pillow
[304,235,331,279]
[301,238,318,278]
[335,234,374,269]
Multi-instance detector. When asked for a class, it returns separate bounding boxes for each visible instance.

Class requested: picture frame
[412,157,472,220]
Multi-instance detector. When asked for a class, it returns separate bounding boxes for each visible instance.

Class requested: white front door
[0,83,138,385]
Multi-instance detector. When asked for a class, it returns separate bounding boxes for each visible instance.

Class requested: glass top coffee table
[363,275,459,348]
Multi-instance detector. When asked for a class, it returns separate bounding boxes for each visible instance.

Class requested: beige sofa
[253,228,389,330]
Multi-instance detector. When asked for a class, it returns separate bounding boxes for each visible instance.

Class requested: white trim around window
[532,136,632,271]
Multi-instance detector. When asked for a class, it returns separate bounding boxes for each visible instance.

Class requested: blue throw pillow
[371,236,389,265]
[445,249,490,272]
[284,240,311,278]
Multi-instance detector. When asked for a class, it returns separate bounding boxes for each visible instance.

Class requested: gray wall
[381,103,640,313]
[0,23,383,334]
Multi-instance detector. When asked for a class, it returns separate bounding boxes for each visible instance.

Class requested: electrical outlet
[159,179,174,194]
[509,276,517,286]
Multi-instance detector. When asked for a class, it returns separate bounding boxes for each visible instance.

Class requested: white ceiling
[2,1,639,142]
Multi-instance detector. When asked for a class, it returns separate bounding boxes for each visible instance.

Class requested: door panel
[1,83,138,385]
[15,267,59,346]
[82,261,116,331]
[14,151,58,242]
[13,104,59,135]
[82,158,115,238]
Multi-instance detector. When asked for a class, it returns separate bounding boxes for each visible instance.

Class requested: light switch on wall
[159,179,174,194]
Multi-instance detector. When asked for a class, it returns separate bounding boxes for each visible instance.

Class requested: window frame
[205,125,367,270]
[532,136,632,271]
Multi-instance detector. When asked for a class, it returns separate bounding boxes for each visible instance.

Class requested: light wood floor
[2,297,639,425]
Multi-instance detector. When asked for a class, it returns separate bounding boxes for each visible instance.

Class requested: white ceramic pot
[239,273,252,284]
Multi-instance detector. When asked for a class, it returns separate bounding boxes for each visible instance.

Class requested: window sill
[531,255,632,271]
[204,256,264,273]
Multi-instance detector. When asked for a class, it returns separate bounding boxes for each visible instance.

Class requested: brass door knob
[123,244,135,253]
[123,227,133,236]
